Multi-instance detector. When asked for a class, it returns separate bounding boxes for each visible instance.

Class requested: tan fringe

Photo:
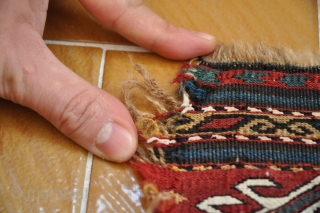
[132,140,166,165]
[143,183,187,213]
[121,58,180,122]
[202,41,320,66]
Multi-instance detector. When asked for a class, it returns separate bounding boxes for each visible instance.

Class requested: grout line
[80,152,93,213]
[97,49,107,88]
[79,48,107,213]
[318,0,320,48]
[44,40,150,52]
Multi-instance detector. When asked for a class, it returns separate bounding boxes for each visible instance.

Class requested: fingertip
[193,31,217,57]
[182,31,217,59]
[94,121,137,163]
[193,31,216,41]
[152,30,217,60]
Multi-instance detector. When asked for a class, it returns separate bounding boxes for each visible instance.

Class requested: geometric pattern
[131,58,320,212]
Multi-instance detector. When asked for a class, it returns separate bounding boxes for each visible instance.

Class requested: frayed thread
[121,57,180,122]
[202,41,320,66]
[143,183,187,213]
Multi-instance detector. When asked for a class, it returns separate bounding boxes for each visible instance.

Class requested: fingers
[80,0,216,60]
[1,30,137,162]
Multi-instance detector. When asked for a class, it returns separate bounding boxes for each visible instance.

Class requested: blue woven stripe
[162,141,320,165]
[183,81,320,110]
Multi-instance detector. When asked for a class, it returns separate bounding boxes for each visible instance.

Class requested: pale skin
[0,0,216,162]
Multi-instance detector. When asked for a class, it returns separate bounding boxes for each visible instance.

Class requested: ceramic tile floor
[1,0,319,212]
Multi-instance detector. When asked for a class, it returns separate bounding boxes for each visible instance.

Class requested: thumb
[3,35,137,163]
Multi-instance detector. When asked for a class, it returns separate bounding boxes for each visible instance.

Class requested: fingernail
[193,31,215,41]
[95,121,134,162]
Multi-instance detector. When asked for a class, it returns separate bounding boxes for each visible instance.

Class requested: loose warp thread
[122,42,320,213]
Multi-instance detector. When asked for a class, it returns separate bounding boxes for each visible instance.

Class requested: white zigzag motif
[197,175,320,213]
[196,196,243,213]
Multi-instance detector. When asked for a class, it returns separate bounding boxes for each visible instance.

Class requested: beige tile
[87,158,144,213]
[0,45,102,212]
[47,45,102,85]
[0,99,88,212]
[43,0,132,44]
[144,0,318,51]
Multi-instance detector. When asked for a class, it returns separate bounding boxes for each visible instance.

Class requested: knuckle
[58,92,101,141]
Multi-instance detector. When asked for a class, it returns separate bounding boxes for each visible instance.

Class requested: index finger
[79,0,216,60]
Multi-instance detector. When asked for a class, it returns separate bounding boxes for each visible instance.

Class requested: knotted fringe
[121,42,320,213]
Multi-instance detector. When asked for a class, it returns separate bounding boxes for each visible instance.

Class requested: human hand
[0,0,216,162]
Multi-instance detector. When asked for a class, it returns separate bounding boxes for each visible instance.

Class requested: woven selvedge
[125,43,320,213]
[176,60,320,110]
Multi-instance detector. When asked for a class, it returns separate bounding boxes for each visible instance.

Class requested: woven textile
[127,44,320,213]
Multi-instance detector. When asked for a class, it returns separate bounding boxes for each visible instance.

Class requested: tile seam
[44,40,150,52]
[80,152,93,213]
[98,48,107,88]
[79,47,107,213]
